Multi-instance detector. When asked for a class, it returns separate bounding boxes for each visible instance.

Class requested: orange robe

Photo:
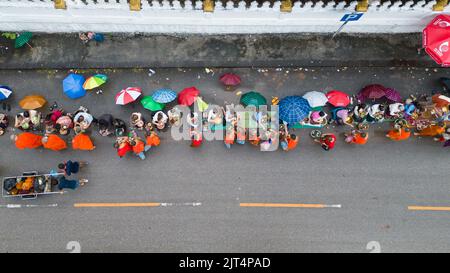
[352,133,368,145]
[387,129,411,141]
[146,134,160,147]
[415,125,445,137]
[43,134,67,151]
[72,133,95,151]
[132,139,145,154]
[15,132,43,150]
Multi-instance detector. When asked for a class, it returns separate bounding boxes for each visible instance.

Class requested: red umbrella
[384,88,402,102]
[219,73,241,87]
[357,84,386,101]
[326,90,350,107]
[423,14,450,66]
[178,87,200,106]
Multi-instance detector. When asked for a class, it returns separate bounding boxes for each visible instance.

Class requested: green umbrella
[141,95,164,111]
[240,91,267,107]
[15,32,33,49]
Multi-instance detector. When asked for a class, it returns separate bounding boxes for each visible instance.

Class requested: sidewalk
[0,32,436,69]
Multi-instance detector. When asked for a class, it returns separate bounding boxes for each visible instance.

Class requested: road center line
[73,202,202,208]
[408,206,450,212]
[240,203,342,208]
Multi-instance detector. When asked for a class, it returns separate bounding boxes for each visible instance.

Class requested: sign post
[332,12,364,39]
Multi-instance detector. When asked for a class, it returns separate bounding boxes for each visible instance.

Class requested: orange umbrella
[19,95,47,110]
[72,133,95,151]
[42,134,67,151]
[15,132,43,149]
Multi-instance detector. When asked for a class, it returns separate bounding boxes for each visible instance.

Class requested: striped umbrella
[115,87,142,105]
[83,74,108,90]
[278,96,311,124]
[0,85,12,101]
[151,88,177,103]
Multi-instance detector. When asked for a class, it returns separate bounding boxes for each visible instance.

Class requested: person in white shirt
[152,111,168,131]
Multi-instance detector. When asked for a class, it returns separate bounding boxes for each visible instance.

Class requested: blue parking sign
[341,13,363,22]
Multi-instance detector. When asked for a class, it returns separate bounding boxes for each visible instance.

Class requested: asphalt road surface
[0,66,449,253]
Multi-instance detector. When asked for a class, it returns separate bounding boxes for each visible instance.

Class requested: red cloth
[117,142,133,157]
[50,110,63,124]
[321,134,336,149]
[423,14,450,66]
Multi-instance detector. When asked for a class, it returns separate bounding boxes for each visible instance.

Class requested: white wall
[0,0,447,33]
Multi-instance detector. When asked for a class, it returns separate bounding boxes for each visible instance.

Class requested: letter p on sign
[341,13,364,22]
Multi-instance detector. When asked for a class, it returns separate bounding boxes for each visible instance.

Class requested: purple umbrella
[384,88,402,102]
[357,84,386,102]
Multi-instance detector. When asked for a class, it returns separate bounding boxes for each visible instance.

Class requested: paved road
[0,66,449,253]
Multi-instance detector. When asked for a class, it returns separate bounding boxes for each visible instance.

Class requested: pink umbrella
[384,88,402,102]
[115,87,142,105]
[219,73,241,88]
[326,90,350,107]
[357,84,386,102]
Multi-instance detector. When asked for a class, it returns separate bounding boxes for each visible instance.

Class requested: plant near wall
[1,33,17,40]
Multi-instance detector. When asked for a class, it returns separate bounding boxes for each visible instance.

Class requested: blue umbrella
[151,88,177,103]
[278,96,311,124]
[0,85,12,101]
[63,73,86,99]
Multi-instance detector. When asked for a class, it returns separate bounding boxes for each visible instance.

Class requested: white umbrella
[302,91,328,108]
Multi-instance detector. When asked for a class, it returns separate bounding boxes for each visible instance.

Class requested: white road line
[0,204,58,209]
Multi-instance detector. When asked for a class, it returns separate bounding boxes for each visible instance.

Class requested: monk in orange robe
[42,134,67,151]
[72,133,95,151]
[386,128,411,141]
[414,124,446,137]
[14,132,43,150]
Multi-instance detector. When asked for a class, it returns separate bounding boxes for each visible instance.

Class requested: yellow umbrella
[19,95,47,110]
[196,97,209,112]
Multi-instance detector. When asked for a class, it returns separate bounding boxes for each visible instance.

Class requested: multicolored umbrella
[63,73,86,99]
[15,32,33,49]
[83,74,108,90]
[240,91,267,107]
[0,85,12,101]
[115,87,142,105]
[302,91,328,108]
[141,96,165,111]
[384,88,402,102]
[151,88,177,104]
[278,96,311,124]
[326,90,350,107]
[178,86,200,106]
[219,73,241,87]
[423,14,450,66]
[357,84,386,101]
[19,95,46,110]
